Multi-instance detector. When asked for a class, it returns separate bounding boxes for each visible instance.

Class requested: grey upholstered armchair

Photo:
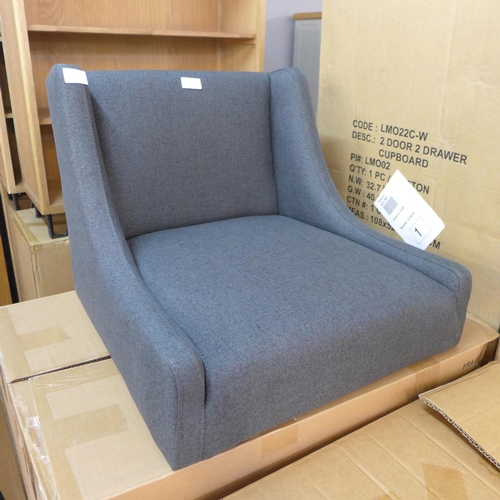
[47,65,471,470]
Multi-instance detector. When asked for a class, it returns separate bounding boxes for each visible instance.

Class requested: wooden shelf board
[27,25,256,40]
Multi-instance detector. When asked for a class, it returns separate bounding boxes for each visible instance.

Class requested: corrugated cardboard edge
[419,361,500,471]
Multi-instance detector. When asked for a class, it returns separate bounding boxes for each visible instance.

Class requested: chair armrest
[47,65,205,470]
[269,68,471,329]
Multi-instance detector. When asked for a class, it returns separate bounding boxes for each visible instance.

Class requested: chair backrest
[84,70,278,238]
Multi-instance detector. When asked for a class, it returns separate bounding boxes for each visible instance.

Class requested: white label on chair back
[375,170,445,250]
[181,77,202,90]
[62,68,89,85]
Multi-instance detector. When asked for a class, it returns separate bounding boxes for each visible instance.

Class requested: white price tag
[374,170,444,250]
[62,68,88,85]
[181,77,202,90]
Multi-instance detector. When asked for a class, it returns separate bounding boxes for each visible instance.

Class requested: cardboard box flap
[0,292,109,383]
[420,361,500,470]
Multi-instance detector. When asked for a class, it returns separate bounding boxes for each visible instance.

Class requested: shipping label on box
[317,0,500,330]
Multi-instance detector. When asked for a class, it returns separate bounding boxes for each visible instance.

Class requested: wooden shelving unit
[0,42,24,197]
[0,0,266,215]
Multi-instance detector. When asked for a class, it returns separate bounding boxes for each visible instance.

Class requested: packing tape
[261,422,299,458]
[0,295,108,382]
[35,405,127,500]
[406,356,440,403]
[12,366,128,500]
[0,306,71,380]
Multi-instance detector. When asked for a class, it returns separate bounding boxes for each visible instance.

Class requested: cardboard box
[2,197,73,301]
[0,291,497,499]
[0,391,25,500]
[420,361,500,470]
[0,292,109,500]
[317,0,500,331]
[228,363,500,499]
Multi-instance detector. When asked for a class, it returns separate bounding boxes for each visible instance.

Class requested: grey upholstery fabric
[47,64,471,470]
[269,68,471,329]
[88,70,278,238]
[47,65,206,469]
[129,215,461,458]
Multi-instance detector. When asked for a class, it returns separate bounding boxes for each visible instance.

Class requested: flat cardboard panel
[317,0,500,330]
[227,400,500,499]
[420,361,500,470]
[3,313,497,500]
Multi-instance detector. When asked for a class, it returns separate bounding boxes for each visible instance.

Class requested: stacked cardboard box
[1,187,73,301]
[227,362,500,499]
[317,0,500,331]
[0,292,497,499]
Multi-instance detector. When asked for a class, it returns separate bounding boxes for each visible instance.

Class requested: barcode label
[383,196,398,216]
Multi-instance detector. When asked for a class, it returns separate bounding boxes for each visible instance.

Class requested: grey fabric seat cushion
[128,215,460,459]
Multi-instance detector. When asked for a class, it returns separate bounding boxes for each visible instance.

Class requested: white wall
[264,0,323,72]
